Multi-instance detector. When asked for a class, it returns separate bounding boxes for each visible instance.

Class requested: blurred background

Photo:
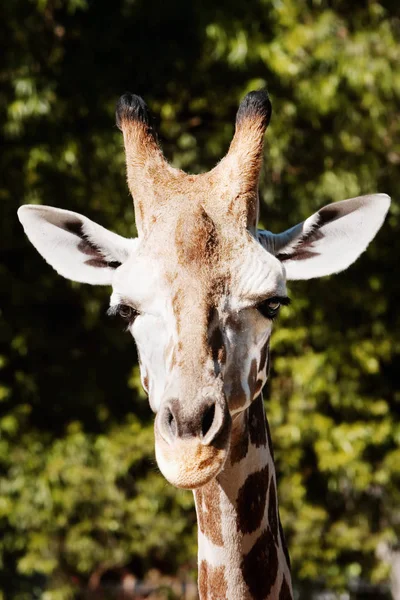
[1,0,399,598]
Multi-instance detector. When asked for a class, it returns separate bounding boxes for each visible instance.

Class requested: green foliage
[0,0,399,597]
[0,418,194,598]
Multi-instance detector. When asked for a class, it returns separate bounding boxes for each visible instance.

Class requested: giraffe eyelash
[107,303,140,328]
[256,296,290,320]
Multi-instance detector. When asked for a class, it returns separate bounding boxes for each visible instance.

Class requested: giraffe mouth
[154,401,232,489]
[154,433,231,489]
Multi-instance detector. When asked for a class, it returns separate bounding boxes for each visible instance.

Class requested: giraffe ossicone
[18,90,390,599]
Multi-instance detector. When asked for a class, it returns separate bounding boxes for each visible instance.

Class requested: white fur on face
[111,253,176,412]
[228,237,287,311]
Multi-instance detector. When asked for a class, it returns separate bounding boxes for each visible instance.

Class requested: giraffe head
[18,91,390,489]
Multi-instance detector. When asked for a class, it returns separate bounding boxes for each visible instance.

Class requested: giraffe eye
[117,304,139,322]
[257,298,281,320]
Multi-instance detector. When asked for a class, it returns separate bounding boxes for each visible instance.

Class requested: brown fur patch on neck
[198,560,228,600]
[195,479,223,547]
[268,476,279,545]
[279,575,293,600]
[236,465,269,535]
[241,528,278,600]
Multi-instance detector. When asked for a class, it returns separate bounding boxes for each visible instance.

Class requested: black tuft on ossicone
[236,90,272,129]
[115,93,150,130]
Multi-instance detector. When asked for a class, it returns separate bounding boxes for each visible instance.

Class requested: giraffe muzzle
[154,397,231,489]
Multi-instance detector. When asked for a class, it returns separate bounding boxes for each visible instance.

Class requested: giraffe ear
[258,194,390,280]
[18,205,136,285]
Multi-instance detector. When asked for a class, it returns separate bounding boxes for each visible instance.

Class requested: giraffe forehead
[147,195,261,261]
[154,214,283,286]
[166,204,241,273]
[113,206,286,315]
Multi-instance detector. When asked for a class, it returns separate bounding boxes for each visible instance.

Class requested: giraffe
[18,90,390,599]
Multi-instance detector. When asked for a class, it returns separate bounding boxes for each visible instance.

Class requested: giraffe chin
[155,436,229,490]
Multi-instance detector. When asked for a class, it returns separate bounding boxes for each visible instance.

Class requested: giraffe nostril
[201,404,215,438]
[200,399,228,446]
[167,408,177,438]
[158,397,229,446]
[159,402,180,443]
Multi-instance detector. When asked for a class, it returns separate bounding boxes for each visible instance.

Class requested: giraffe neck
[194,395,293,600]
